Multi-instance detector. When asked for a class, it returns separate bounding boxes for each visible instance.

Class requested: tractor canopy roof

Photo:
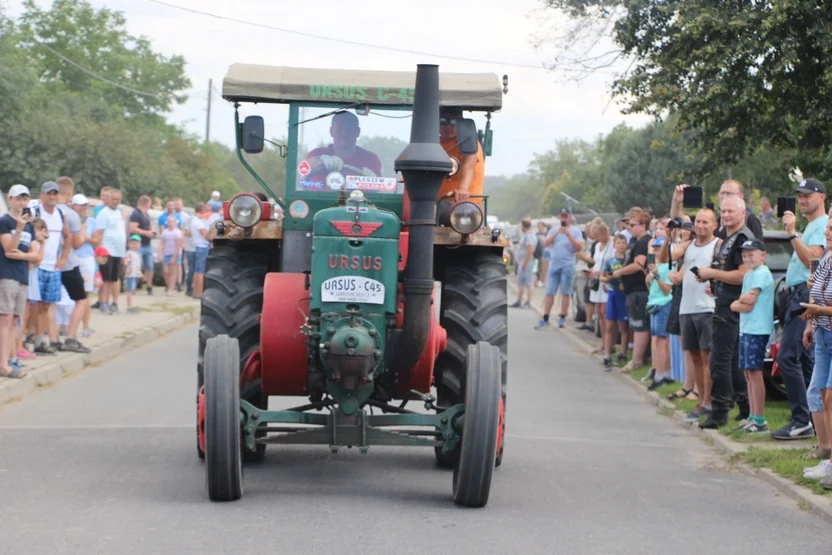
[221,63,503,111]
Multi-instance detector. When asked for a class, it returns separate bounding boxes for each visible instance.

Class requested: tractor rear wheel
[197,243,268,461]
[452,342,501,507]
[204,335,243,502]
[435,250,508,468]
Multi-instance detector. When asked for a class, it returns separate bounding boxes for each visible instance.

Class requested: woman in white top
[588,218,614,353]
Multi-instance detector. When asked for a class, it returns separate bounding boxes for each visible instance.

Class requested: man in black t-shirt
[0,185,39,378]
[611,210,652,372]
[129,195,156,295]
[693,196,753,428]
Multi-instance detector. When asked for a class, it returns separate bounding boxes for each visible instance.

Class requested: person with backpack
[30,181,71,355]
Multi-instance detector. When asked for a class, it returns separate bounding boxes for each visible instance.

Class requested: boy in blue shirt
[599,233,631,369]
[731,238,775,432]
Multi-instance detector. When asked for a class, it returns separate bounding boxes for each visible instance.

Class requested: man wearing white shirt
[94,188,127,315]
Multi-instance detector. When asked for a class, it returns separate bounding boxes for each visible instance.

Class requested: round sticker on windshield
[288,200,309,219]
[326,171,345,191]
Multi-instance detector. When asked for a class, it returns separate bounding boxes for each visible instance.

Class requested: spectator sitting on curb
[510,217,537,309]
[731,238,775,433]
[600,233,631,369]
[773,178,828,441]
[535,209,585,330]
[645,236,675,390]
[797,215,832,488]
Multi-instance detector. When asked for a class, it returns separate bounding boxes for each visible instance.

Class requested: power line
[32,39,167,98]
[142,0,612,73]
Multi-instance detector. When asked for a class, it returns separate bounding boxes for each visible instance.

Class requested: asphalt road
[0,307,829,555]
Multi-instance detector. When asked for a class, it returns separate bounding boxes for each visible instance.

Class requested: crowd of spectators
[512,178,832,490]
[0,179,224,381]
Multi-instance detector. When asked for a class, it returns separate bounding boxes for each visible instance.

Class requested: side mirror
[455,118,479,155]
[241,116,265,154]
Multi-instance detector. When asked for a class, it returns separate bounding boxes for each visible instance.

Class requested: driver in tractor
[305,111,383,178]
[437,106,485,203]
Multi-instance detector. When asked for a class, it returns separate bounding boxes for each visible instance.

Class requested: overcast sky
[7,0,653,177]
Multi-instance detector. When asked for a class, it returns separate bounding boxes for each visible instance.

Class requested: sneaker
[616,352,627,363]
[731,419,752,432]
[81,328,94,337]
[822,476,832,490]
[647,377,673,391]
[34,341,56,355]
[534,320,550,330]
[100,302,113,315]
[522,301,531,308]
[8,359,23,372]
[803,461,827,476]
[684,407,710,423]
[147,286,153,296]
[91,301,100,309]
[802,446,832,460]
[641,368,656,383]
[602,356,612,369]
[771,422,814,441]
[699,415,728,429]
[16,349,36,360]
[510,300,522,308]
[59,338,91,354]
[127,307,140,313]
[557,317,566,328]
[745,421,769,433]
[804,460,832,480]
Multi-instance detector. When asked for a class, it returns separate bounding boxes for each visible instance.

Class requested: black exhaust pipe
[391,64,452,371]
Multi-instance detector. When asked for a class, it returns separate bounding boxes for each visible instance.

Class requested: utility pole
[205,78,213,143]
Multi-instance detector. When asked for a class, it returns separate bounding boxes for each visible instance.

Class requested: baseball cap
[211,190,221,199]
[794,178,825,195]
[8,184,30,198]
[71,193,89,206]
[129,234,141,242]
[41,181,59,194]
[740,238,765,251]
[558,208,572,216]
[94,246,110,257]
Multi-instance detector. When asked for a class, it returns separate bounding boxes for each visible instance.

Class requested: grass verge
[740,447,831,496]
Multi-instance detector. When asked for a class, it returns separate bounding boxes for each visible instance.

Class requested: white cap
[8,184,30,198]
[211,190,221,199]
[71,193,89,206]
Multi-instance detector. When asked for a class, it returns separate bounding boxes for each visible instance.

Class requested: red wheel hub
[495,396,505,460]
[198,385,206,454]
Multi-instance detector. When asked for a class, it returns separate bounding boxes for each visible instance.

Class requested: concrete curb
[0,310,198,408]
[509,283,832,524]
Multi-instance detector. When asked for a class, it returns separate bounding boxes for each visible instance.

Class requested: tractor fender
[260,272,310,396]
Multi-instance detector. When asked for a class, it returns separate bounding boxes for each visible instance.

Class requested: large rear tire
[197,243,268,461]
[452,342,501,507]
[204,335,243,502]
[435,250,508,468]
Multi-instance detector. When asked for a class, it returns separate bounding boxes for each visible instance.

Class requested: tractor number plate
[321,276,385,304]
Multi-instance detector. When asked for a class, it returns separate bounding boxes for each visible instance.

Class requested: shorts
[194,246,210,274]
[177,251,184,265]
[0,279,27,316]
[100,256,123,283]
[545,265,575,297]
[38,268,62,304]
[139,246,154,272]
[606,289,629,322]
[680,313,713,351]
[164,254,175,265]
[808,327,832,411]
[626,290,649,333]
[649,302,672,338]
[27,268,40,302]
[738,333,769,370]
[78,257,96,293]
[61,267,87,302]
[516,264,534,287]
[125,277,140,293]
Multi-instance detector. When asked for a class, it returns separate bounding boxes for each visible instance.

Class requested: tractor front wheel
[204,335,244,502]
[452,342,501,508]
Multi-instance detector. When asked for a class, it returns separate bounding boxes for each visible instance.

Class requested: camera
[667,216,692,230]
[22,207,31,218]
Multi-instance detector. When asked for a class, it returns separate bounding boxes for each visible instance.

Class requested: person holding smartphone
[773,178,828,441]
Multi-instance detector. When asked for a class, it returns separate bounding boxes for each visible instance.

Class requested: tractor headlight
[229,194,262,228]
[449,201,483,235]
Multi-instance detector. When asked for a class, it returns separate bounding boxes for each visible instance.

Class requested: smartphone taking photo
[777,196,797,218]
[682,186,704,209]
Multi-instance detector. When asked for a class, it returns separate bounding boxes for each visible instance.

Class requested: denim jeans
[709,304,749,419]
[185,250,196,293]
[776,285,813,427]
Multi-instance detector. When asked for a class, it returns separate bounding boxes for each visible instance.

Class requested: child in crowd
[22,218,47,353]
[731,238,775,433]
[159,215,183,296]
[123,236,143,313]
[600,233,631,369]
[645,236,675,390]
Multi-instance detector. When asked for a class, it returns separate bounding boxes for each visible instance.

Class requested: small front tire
[204,335,243,502]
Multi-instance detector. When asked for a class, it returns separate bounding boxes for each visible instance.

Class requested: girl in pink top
[158,216,183,295]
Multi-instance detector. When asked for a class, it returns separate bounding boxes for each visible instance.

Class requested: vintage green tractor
[197,63,510,507]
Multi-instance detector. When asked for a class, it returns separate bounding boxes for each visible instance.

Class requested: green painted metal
[239,399,464,454]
